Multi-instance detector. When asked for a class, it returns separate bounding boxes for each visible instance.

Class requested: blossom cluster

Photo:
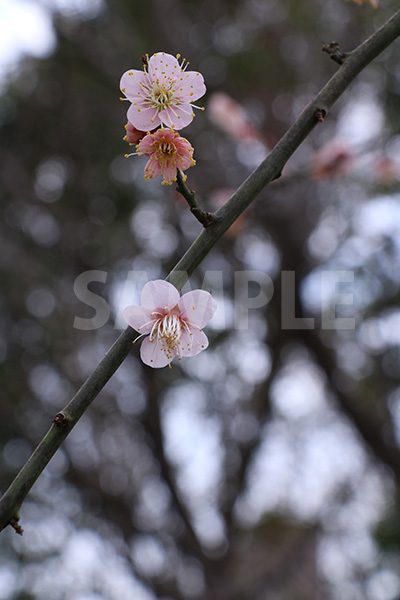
[120,54,215,368]
[120,52,206,185]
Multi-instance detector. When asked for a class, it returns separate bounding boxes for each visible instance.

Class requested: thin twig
[1,8,400,534]
[176,170,217,227]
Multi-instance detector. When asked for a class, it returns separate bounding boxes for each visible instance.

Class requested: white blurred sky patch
[272,360,328,419]
[163,382,223,502]
[337,91,384,146]
[0,565,19,600]
[0,0,104,89]
[40,0,104,19]
[0,0,55,87]
[356,194,400,237]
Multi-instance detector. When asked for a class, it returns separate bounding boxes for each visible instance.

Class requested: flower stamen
[149,313,184,354]
[120,52,206,131]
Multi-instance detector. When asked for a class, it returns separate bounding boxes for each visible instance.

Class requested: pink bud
[123,122,146,145]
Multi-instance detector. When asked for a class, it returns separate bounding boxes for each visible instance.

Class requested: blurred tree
[1,0,400,599]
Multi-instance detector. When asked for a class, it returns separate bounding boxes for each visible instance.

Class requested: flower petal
[159,104,194,129]
[137,133,156,155]
[148,52,181,85]
[161,163,177,184]
[120,69,147,99]
[123,305,154,334]
[175,71,206,102]
[125,122,146,145]
[127,103,161,132]
[176,148,194,171]
[140,336,176,368]
[141,280,180,311]
[179,290,217,328]
[178,329,209,357]
[144,156,162,180]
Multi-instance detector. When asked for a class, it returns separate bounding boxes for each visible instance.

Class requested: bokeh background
[1,0,400,598]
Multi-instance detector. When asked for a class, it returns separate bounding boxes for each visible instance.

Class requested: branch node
[272,171,282,182]
[190,208,218,228]
[10,517,23,536]
[314,108,327,123]
[53,411,72,429]
[176,170,217,228]
[322,42,348,65]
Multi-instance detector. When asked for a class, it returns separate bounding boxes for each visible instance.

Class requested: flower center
[159,141,176,156]
[150,313,182,350]
[151,85,174,110]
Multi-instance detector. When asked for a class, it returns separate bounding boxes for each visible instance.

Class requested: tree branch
[142,372,208,563]
[1,8,400,534]
[301,327,400,482]
[176,169,217,227]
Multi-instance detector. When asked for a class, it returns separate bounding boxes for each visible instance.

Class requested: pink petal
[148,52,180,85]
[179,290,217,328]
[124,122,146,145]
[127,103,161,132]
[161,163,177,184]
[175,71,206,102]
[140,336,176,368]
[178,329,209,357]
[120,70,147,99]
[144,156,162,180]
[141,280,180,312]
[137,133,155,154]
[123,305,154,334]
[159,104,194,129]
[176,151,194,171]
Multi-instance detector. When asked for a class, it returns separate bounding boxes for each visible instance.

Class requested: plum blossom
[311,140,354,180]
[123,121,147,145]
[123,280,217,368]
[120,52,206,131]
[134,127,195,185]
[208,92,263,143]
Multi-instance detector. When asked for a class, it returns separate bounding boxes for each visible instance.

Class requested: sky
[0,0,105,89]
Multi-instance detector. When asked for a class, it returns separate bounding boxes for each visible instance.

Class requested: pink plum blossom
[120,52,206,131]
[123,280,217,368]
[208,92,264,142]
[311,140,354,180]
[135,127,195,185]
[123,121,147,145]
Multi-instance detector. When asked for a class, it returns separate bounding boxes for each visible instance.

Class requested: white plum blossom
[123,280,216,368]
[120,52,206,131]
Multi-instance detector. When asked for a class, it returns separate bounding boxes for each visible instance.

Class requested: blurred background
[1,0,400,598]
